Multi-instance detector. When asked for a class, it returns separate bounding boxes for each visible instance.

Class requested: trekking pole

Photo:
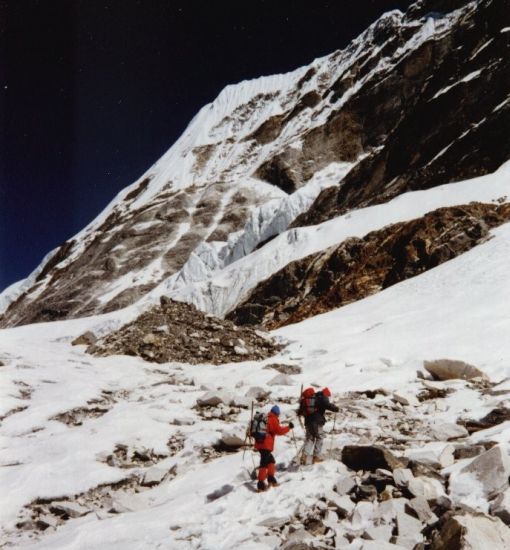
[297,384,304,431]
[243,401,254,461]
[329,413,337,455]
[291,430,304,465]
[290,428,299,455]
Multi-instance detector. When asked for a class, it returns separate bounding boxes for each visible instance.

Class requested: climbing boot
[312,456,324,464]
[267,475,279,487]
[257,482,268,492]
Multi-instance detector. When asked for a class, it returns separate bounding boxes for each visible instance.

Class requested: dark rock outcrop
[341,445,406,472]
[291,0,510,227]
[229,203,510,328]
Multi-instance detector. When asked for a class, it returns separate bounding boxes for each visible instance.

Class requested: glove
[288,421,294,429]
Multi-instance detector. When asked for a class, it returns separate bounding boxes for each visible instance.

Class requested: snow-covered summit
[1,0,510,547]
[3,0,506,328]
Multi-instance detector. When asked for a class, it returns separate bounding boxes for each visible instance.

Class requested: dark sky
[0,0,414,291]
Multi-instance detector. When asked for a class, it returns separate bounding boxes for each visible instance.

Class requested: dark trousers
[258,449,276,481]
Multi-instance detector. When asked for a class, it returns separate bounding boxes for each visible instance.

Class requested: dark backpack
[250,412,267,441]
[299,387,317,416]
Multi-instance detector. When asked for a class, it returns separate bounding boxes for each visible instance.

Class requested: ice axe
[242,400,254,461]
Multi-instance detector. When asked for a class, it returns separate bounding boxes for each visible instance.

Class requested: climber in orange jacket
[253,405,293,492]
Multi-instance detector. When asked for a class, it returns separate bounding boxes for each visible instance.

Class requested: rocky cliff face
[1,0,508,328]
[292,0,510,225]
[228,202,510,328]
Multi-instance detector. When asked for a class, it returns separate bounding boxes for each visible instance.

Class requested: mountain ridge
[4,0,509,328]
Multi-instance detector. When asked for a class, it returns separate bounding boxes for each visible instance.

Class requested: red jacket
[254,412,290,452]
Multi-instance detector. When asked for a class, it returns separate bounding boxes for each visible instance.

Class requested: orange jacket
[254,412,290,452]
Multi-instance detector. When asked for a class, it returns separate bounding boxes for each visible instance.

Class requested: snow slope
[0,248,58,315]
[1,215,510,548]
[145,161,510,317]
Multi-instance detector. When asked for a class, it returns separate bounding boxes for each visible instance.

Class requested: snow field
[1,209,510,547]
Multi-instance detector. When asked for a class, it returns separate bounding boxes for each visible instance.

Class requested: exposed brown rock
[71,331,97,347]
[431,513,510,550]
[229,203,510,328]
[263,363,302,375]
[92,298,281,365]
[424,359,489,382]
[459,408,510,434]
[124,177,151,202]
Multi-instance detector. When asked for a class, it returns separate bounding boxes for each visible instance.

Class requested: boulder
[431,513,510,549]
[363,523,393,542]
[282,528,314,549]
[196,390,232,407]
[110,492,144,513]
[302,516,326,536]
[395,510,424,547]
[257,515,291,528]
[376,498,408,523]
[334,474,357,496]
[463,408,510,433]
[351,501,376,529]
[429,423,469,441]
[393,392,420,407]
[324,490,355,517]
[380,486,395,501]
[71,331,97,346]
[406,496,438,524]
[341,445,406,472]
[230,395,251,408]
[409,460,446,482]
[16,520,39,531]
[245,386,271,400]
[408,476,446,501]
[234,345,249,355]
[37,514,59,529]
[142,466,168,486]
[267,373,294,386]
[457,446,510,499]
[218,433,245,449]
[406,442,455,469]
[172,417,195,426]
[424,359,489,382]
[50,501,91,518]
[160,295,172,308]
[490,488,510,525]
[142,332,158,345]
[263,363,302,374]
[421,379,452,391]
[393,468,414,487]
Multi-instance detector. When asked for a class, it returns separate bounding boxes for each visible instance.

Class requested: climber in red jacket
[253,405,293,492]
